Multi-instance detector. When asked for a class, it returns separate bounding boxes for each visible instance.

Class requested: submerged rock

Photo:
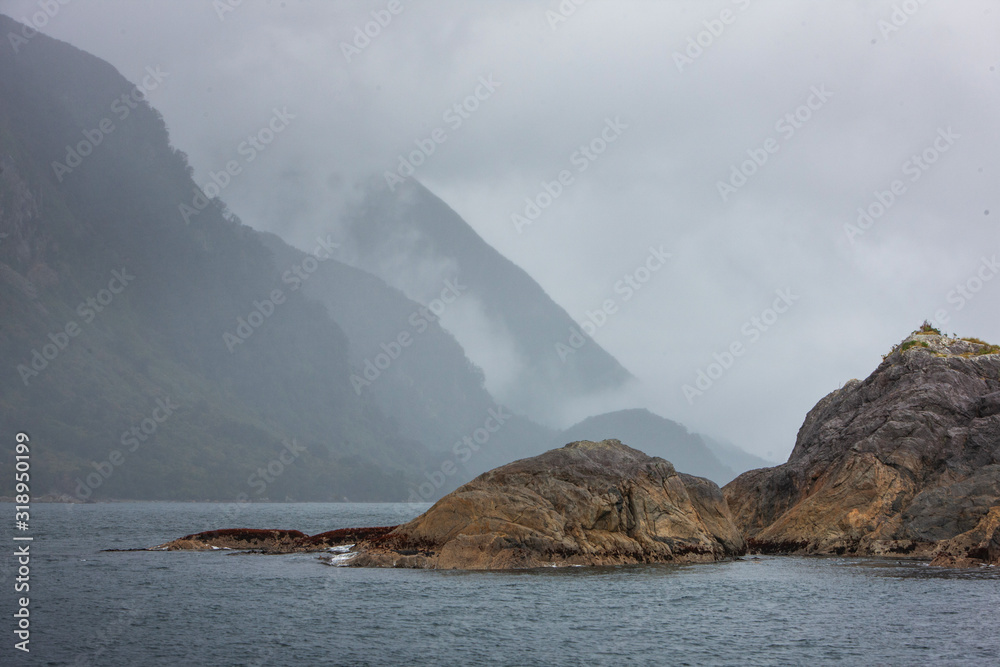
[349,439,745,569]
[723,330,1000,567]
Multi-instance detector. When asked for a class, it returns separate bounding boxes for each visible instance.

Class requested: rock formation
[723,330,1000,567]
[929,506,1000,567]
[348,439,745,569]
[153,526,396,553]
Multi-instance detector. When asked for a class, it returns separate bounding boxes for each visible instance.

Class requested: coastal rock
[349,439,745,569]
[929,506,1000,567]
[724,330,1000,567]
[154,526,396,553]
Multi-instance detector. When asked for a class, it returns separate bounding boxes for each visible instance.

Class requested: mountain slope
[700,436,775,477]
[0,15,560,501]
[258,232,558,493]
[258,231,495,448]
[341,179,633,422]
[0,14,434,500]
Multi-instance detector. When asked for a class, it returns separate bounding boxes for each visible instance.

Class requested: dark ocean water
[1,502,998,666]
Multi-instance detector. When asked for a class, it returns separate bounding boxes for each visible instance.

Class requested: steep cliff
[724,329,1000,566]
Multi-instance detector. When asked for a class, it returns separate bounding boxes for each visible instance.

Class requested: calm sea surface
[1,502,998,666]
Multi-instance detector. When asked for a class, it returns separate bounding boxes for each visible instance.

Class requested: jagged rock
[724,331,1000,567]
[929,506,1000,567]
[348,439,745,569]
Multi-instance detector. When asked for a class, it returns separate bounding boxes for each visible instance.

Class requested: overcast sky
[5,0,998,460]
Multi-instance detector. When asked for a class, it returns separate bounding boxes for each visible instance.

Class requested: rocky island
[724,327,1000,567]
[158,439,745,568]
[347,439,745,569]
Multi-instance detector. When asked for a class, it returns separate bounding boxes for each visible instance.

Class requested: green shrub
[958,337,1000,355]
[917,320,941,335]
[962,337,990,346]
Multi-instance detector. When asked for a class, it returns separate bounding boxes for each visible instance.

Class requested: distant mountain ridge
[554,408,768,485]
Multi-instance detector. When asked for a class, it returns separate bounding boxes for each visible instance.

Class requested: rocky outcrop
[348,439,745,569]
[929,506,1000,567]
[724,330,1000,567]
[153,526,396,553]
